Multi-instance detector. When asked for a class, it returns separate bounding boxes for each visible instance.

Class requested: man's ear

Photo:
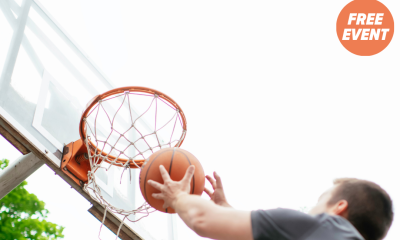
[331,200,348,217]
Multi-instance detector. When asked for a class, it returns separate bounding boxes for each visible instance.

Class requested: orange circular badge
[336,0,394,56]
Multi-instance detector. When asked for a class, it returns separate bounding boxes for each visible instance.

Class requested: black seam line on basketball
[169,147,177,175]
[166,148,178,213]
[177,148,195,194]
[143,149,172,206]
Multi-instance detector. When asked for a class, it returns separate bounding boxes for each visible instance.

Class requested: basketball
[139,148,205,213]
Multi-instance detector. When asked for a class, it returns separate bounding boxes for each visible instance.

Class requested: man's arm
[174,193,252,240]
[148,165,253,240]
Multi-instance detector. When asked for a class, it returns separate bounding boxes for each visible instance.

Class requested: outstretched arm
[148,166,253,240]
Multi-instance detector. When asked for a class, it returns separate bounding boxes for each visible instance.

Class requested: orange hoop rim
[79,86,187,167]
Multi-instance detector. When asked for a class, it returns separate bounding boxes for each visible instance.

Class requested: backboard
[0,0,178,239]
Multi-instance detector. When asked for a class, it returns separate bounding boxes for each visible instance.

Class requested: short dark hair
[328,178,393,240]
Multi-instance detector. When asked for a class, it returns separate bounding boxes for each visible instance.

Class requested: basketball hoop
[61,86,187,238]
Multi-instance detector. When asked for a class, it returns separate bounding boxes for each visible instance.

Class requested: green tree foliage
[0,159,64,240]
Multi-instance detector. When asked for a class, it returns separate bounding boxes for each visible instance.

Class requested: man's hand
[148,165,195,209]
[204,172,232,208]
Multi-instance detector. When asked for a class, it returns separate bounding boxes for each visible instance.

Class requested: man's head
[309,178,393,240]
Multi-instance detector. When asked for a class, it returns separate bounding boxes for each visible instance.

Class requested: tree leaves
[0,159,64,239]
[0,159,9,170]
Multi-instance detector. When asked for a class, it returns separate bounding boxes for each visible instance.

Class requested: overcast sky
[1,0,400,239]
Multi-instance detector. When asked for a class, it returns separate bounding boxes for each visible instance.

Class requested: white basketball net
[81,90,186,238]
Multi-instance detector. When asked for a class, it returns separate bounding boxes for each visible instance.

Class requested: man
[148,166,393,240]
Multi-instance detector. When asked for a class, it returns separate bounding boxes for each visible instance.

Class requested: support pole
[0,152,43,199]
[168,214,178,240]
[0,0,31,90]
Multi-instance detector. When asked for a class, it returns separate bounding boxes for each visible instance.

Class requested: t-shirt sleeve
[251,208,318,240]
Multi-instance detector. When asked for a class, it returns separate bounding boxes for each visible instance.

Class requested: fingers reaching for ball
[182,165,195,184]
[206,171,223,190]
[159,165,171,181]
[152,193,164,199]
[204,171,231,208]
[213,171,224,189]
[148,180,163,191]
[206,175,217,190]
[204,187,213,198]
[147,165,197,210]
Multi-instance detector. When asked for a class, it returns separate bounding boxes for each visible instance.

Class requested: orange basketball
[139,148,205,213]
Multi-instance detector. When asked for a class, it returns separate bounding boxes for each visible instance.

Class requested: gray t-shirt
[251,208,364,240]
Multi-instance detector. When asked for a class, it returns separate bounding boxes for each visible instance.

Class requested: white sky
[1,0,400,239]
